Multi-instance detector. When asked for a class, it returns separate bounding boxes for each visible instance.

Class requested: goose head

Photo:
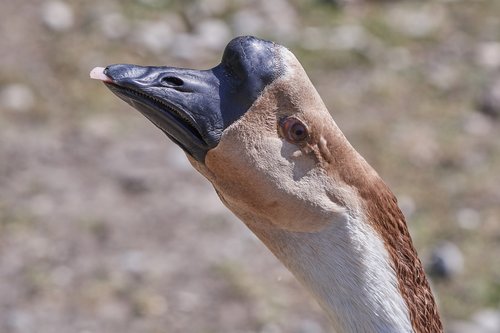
[95,36,352,233]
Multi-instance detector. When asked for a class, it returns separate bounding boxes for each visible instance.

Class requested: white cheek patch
[247,137,346,232]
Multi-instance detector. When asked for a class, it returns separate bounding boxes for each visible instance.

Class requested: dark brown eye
[280,117,309,143]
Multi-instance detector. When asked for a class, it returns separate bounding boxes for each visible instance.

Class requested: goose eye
[280,117,309,144]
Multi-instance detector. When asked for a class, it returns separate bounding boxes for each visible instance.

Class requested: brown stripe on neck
[316,128,443,332]
[359,180,443,333]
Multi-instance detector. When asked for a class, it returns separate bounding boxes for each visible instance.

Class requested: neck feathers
[319,129,444,332]
[358,179,443,333]
[248,214,415,333]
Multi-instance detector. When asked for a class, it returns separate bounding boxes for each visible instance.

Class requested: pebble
[260,0,298,40]
[232,1,298,41]
[385,5,445,38]
[329,25,368,51]
[41,1,74,32]
[195,19,232,51]
[463,113,493,137]
[301,27,327,51]
[476,42,500,69]
[426,64,460,91]
[448,320,484,333]
[0,83,35,112]
[136,0,162,7]
[50,265,74,287]
[118,175,149,195]
[133,20,173,55]
[298,319,324,333]
[448,310,500,333]
[260,323,282,333]
[99,12,130,40]
[169,33,204,61]
[477,78,500,119]
[98,300,129,321]
[120,250,146,275]
[231,9,265,37]
[177,291,201,312]
[385,47,413,71]
[472,309,500,333]
[195,0,229,17]
[6,311,34,332]
[427,241,464,279]
[456,207,481,230]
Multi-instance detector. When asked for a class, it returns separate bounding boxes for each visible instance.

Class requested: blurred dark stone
[478,78,500,119]
[118,175,149,195]
[427,241,464,280]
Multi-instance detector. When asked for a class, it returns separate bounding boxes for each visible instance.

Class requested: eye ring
[280,117,309,144]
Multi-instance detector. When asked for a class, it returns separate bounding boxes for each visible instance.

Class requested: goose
[90,36,443,333]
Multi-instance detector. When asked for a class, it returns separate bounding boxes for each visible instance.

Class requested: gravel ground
[1,1,499,332]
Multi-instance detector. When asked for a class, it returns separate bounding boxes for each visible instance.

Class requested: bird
[90,36,443,333]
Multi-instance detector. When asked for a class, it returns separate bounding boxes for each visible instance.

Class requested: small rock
[120,250,146,275]
[99,12,130,40]
[133,293,168,317]
[463,113,493,136]
[50,265,74,287]
[195,19,231,51]
[6,311,34,332]
[427,64,460,91]
[41,1,74,32]
[177,291,201,312]
[260,323,282,333]
[385,47,412,71]
[300,27,327,51]
[98,301,129,321]
[231,9,265,37]
[136,0,162,7]
[298,319,324,333]
[329,25,368,51]
[0,83,35,112]
[30,194,56,216]
[476,42,500,69]
[195,0,229,17]
[478,78,500,119]
[260,0,298,40]
[448,320,484,333]
[456,207,481,230]
[133,20,173,55]
[385,5,445,39]
[118,175,149,195]
[169,33,201,61]
[472,309,500,333]
[428,241,464,279]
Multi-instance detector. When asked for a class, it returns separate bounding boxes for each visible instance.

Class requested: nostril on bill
[161,76,184,87]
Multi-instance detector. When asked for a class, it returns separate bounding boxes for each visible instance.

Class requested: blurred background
[0,0,499,332]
